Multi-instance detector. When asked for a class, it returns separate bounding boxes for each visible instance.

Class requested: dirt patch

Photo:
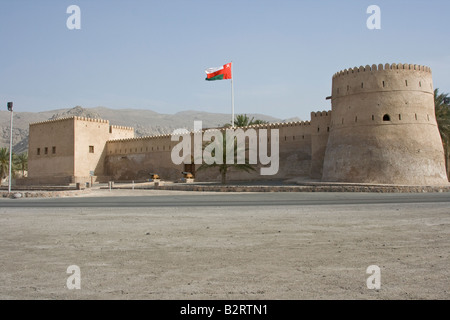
[0,201,448,299]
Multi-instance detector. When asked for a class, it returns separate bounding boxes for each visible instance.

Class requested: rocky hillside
[0,106,300,154]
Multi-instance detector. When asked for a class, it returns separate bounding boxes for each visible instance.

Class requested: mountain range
[0,106,300,154]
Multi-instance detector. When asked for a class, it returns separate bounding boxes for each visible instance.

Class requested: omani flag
[205,62,232,81]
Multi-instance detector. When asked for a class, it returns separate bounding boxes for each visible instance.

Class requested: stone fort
[25,63,449,186]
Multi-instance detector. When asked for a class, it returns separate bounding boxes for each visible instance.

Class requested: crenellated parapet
[73,116,109,123]
[30,116,110,127]
[108,133,172,144]
[109,124,134,131]
[310,111,332,123]
[239,120,311,130]
[310,111,332,134]
[332,63,431,79]
[332,63,433,100]
[311,111,331,117]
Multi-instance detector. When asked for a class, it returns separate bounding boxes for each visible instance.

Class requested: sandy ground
[0,193,449,300]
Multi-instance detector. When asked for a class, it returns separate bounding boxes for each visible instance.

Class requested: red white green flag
[205,62,232,81]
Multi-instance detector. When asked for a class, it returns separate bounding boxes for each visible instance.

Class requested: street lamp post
[7,102,13,193]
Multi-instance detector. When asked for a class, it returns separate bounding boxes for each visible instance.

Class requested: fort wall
[310,111,331,179]
[26,117,135,185]
[105,120,314,182]
[105,134,179,181]
[27,118,75,184]
[322,63,448,185]
[25,62,448,186]
[109,125,135,140]
[73,118,112,183]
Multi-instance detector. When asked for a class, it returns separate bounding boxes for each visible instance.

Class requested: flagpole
[231,61,234,127]
[8,108,13,193]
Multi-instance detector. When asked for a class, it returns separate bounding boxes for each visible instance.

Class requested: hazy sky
[0,0,449,120]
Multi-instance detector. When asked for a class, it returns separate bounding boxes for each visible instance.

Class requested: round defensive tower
[322,63,448,185]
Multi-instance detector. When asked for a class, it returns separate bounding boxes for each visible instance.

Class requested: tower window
[52,146,56,154]
[383,114,391,121]
[405,80,408,86]
[37,148,40,155]
[372,115,374,121]
[44,147,48,155]
[89,146,94,153]
[355,116,358,122]
[399,114,402,120]
[382,81,385,87]
[419,81,422,87]
[415,113,418,120]
[361,83,364,88]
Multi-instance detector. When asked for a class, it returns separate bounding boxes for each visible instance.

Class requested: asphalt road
[1,192,450,207]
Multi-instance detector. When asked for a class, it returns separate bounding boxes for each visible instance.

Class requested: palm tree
[197,132,256,184]
[234,114,254,127]
[251,119,269,125]
[0,148,10,182]
[14,152,28,177]
[434,88,450,180]
[225,114,268,128]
